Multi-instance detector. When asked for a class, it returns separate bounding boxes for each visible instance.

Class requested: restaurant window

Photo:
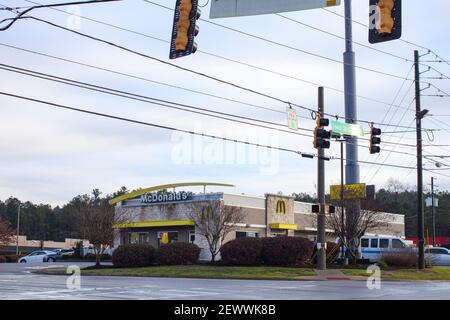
[138,233,150,244]
[128,232,138,244]
[236,231,259,238]
[157,231,178,247]
[189,231,195,244]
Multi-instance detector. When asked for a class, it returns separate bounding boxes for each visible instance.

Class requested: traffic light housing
[170,0,200,59]
[369,126,381,154]
[369,0,402,44]
[314,114,331,149]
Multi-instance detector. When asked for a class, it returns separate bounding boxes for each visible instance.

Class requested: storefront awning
[269,223,298,231]
[114,220,195,229]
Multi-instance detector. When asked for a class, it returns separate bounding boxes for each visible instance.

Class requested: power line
[321,7,450,69]
[0,62,315,138]
[0,61,420,157]
[275,13,412,63]
[143,0,414,81]
[22,0,418,112]
[6,15,425,131]
[0,41,429,142]
[0,90,420,170]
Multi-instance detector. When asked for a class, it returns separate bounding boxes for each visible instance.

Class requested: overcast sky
[1,0,450,206]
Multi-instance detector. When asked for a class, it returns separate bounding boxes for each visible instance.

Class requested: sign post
[331,120,364,138]
[287,107,298,131]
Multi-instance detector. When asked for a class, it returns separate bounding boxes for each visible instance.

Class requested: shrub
[376,260,388,270]
[112,244,157,267]
[0,256,6,263]
[262,237,314,267]
[157,242,200,265]
[381,249,417,268]
[5,254,21,263]
[83,253,112,261]
[221,237,263,266]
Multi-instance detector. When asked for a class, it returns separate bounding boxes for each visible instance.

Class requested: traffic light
[369,126,381,154]
[369,0,402,44]
[314,113,331,149]
[169,0,200,59]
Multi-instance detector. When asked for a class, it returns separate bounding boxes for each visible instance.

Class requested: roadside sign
[425,197,439,207]
[287,107,298,131]
[330,183,366,201]
[210,0,341,19]
[331,120,364,137]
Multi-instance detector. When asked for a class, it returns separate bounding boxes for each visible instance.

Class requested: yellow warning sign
[330,183,366,200]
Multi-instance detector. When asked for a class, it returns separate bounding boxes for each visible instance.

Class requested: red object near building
[407,237,450,246]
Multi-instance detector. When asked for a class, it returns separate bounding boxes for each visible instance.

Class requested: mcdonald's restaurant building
[111,183,405,261]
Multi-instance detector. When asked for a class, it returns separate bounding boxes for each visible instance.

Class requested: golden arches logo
[276,200,286,214]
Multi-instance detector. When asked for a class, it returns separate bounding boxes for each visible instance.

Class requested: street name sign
[331,120,364,137]
[330,183,366,201]
[287,106,298,131]
[210,0,341,19]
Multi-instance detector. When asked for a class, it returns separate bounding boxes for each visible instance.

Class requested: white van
[359,236,411,262]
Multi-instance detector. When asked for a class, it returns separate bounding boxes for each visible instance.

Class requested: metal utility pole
[317,87,326,270]
[16,204,20,255]
[431,177,436,247]
[343,0,359,185]
[415,50,425,270]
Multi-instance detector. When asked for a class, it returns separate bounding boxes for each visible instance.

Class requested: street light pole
[431,177,436,247]
[16,204,20,255]
[317,87,327,270]
[343,0,359,185]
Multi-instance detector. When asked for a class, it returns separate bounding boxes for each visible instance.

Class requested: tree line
[1,179,449,242]
[294,179,450,238]
[0,187,129,242]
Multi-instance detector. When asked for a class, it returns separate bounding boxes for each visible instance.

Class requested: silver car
[425,247,450,266]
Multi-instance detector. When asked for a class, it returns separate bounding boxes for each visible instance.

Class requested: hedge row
[112,243,200,268]
[221,237,314,267]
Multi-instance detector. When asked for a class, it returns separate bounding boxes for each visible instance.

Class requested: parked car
[82,246,112,256]
[18,250,56,263]
[339,236,412,263]
[51,248,75,256]
[425,247,450,266]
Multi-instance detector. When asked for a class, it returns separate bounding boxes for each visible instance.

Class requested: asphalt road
[1,262,450,300]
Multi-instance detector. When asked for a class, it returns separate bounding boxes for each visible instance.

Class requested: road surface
[0,262,449,300]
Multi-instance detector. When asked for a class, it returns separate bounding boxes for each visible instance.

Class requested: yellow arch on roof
[108,182,235,205]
